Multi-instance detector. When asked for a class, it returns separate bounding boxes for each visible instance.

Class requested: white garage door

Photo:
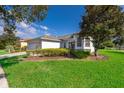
[41,40,60,49]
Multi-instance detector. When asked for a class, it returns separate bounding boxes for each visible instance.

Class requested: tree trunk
[8,49,11,53]
[94,48,98,56]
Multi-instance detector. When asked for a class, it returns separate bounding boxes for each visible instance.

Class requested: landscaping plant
[26,48,70,57]
[70,49,90,58]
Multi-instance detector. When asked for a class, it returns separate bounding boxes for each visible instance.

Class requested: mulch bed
[23,55,108,62]
[87,55,108,60]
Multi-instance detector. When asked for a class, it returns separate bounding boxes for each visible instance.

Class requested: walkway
[0,52,26,59]
[0,52,26,88]
[0,65,9,88]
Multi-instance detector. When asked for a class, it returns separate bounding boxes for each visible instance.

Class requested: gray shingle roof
[58,34,72,40]
[28,32,79,42]
[41,35,61,42]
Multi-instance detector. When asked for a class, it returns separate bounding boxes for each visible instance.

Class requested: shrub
[5,45,15,53]
[70,50,90,59]
[21,46,27,51]
[22,54,28,58]
[26,50,35,56]
[26,48,70,57]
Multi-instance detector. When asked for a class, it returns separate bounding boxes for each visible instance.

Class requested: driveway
[0,52,26,88]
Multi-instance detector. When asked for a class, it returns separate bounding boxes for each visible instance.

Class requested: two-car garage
[27,36,61,50]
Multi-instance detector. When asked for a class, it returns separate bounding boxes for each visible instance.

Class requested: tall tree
[0,5,48,48]
[80,5,124,56]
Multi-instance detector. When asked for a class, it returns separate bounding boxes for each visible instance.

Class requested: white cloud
[16,21,37,35]
[20,22,29,28]
[16,29,37,39]
[16,22,51,39]
[40,25,48,31]
[16,31,25,36]
[16,26,38,39]
[0,21,49,39]
[28,26,37,34]
[16,22,41,39]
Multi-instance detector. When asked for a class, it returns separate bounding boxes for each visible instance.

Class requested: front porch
[61,37,94,53]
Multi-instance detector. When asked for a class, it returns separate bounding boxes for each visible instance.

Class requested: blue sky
[42,5,85,36]
[16,5,85,39]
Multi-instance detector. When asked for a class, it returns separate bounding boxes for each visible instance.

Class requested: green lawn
[0,50,8,55]
[0,49,124,88]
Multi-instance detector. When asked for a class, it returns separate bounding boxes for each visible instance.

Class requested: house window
[85,38,90,47]
[77,37,81,47]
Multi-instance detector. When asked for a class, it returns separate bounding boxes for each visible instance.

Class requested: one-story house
[27,33,95,53]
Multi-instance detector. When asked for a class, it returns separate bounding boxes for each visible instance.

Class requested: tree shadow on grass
[0,57,19,68]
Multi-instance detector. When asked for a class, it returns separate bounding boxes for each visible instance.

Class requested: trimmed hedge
[27,48,90,58]
[26,48,70,57]
[70,50,90,59]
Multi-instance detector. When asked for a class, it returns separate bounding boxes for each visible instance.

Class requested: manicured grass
[0,50,8,55]
[0,49,124,88]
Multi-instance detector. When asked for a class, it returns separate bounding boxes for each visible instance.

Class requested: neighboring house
[20,39,29,48]
[27,33,95,53]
